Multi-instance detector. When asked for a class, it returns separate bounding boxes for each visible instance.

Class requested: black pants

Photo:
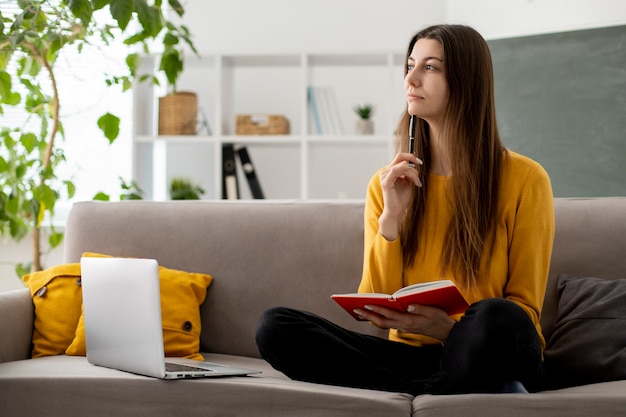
[255,298,543,395]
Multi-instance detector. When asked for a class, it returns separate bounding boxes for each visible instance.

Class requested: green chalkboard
[488,25,626,197]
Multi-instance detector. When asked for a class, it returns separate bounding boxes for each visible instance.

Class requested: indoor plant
[353,103,374,134]
[0,0,196,275]
[169,177,204,200]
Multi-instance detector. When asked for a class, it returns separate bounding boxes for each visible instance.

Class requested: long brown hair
[396,24,507,289]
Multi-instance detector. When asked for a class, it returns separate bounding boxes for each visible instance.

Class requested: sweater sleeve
[503,162,555,348]
[358,169,405,295]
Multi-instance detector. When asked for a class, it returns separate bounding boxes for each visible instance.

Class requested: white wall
[178,0,626,54]
[2,0,625,292]
[447,0,626,39]
[176,0,445,54]
[1,232,64,292]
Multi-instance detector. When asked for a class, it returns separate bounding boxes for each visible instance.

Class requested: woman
[255,24,555,395]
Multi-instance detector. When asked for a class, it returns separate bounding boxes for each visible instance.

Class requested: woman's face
[404,38,449,126]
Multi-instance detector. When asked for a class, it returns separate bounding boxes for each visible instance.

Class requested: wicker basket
[158,92,198,135]
[235,114,290,135]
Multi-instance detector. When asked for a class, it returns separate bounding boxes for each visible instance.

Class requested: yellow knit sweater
[359,151,555,349]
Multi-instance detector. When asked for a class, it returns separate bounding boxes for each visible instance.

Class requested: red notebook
[331,280,469,321]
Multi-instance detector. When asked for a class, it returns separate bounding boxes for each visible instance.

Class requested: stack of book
[307,86,344,135]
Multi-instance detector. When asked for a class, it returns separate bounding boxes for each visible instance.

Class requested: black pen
[408,115,416,167]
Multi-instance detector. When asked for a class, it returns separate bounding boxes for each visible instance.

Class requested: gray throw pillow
[543,273,626,389]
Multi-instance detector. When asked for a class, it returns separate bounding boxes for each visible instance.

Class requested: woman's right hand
[378,153,423,240]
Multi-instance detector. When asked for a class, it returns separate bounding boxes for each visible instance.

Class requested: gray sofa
[1,198,625,417]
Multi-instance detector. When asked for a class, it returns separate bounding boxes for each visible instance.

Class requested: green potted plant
[169,177,204,200]
[0,0,196,275]
[353,103,375,134]
[153,14,199,136]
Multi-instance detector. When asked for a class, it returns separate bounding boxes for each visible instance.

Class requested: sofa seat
[412,380,626,417]
[0,353,413,417]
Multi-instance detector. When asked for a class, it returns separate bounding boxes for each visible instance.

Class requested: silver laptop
[80,256,259,379]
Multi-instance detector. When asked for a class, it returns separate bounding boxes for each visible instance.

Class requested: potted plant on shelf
[169,177,204,200]
[0,0,196,275]
[155,20,199,136]
[353,103,375,134]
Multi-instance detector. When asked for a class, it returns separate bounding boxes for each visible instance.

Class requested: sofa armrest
[0,288,33,363]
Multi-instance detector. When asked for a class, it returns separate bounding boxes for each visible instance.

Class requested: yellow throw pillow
[65,253,213,360]
[22,264,83,358]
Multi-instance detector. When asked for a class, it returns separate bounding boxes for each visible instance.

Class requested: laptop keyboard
[165,362,214,373]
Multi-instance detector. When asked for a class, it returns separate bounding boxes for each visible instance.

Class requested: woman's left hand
[354,304,456,342]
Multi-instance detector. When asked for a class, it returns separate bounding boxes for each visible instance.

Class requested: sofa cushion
[543,273,626,388]
[65,253,213,360]
[22,264,83,358]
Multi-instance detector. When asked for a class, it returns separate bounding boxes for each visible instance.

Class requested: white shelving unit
[132,52,406,200]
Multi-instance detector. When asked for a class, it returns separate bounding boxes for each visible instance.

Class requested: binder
[222,143,240,199]
[237,146,265,199]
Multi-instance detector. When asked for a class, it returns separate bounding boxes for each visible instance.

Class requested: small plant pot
[356,119,374,135]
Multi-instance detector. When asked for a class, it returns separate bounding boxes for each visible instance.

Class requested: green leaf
[92,192,110,201]
[48,231,63,248]
[162,32,179,46]
[110,0,135,31]
[0,71,20,105]
[20,56,43,78]
[15,164,27,180]
[168,0,185,17]
[15,262,32,279]
[0,51,12,72]
[20,132,37,153]
[4,91,20,106]
[123,31,149,46]
[39,184,59,213]
[33,9,48,30]
[159,49,182,87]
[92,0,111,11]
[9,219,29,242]
[125,53,140,75]
[121,76,132,91]
[65,0,93,24]
[0,71,11,99]
[97,112,120,143]
[65,180,76,198]
[135,0,163,38]
[46,32,64,60]
[2,130,16,148]
[5,197,19,217]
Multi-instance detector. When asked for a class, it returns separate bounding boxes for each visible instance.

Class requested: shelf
[222,54,302,67]
[132,52,402,200]
[135,135,214,143]
[136,134,390,145]
[306,135,391,145]
[221,135,302,145]
[308,53,389,66]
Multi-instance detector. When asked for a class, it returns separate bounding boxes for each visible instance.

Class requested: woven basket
[158,92,198,135]
[235,114,290,135]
